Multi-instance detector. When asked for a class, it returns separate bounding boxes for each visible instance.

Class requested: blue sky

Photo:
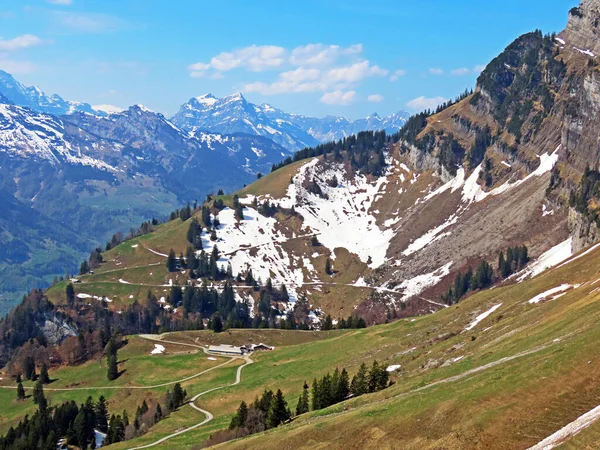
[0,0,576,119]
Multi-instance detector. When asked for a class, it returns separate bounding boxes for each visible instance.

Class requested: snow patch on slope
[516,238,573,282]
[279,159,394,268]
[465,303,502,331]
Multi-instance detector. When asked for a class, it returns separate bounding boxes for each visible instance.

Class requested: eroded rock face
[569,207,600,252]
[561,0,600,56]
[40,317,77,346]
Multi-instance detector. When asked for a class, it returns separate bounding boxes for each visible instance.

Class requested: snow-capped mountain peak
[0,70,98,117]
[171,93,409,151]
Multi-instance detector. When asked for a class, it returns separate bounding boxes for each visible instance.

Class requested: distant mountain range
[171,92,409,150]
[0,70,99,116]
[0,70,409,312]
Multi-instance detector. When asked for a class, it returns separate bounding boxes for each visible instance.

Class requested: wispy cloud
[188,42,364,78]
[243,60,387,95]
[47,0,73,5]
[53,11,130,33]
[289,43,362,67]
[451,67,470,76]
[429,68,444,75]
[390,69,406,81]
[0,60,37,74]
[320,90,356,105]
[0,34,44,52]
[406,96,448,111]
[367,94,384,103]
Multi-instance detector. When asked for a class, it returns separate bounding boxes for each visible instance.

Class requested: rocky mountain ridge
[171,92,409,150]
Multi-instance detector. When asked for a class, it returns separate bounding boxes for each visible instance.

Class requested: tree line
[442,245,529,304]
[206,360,391,447]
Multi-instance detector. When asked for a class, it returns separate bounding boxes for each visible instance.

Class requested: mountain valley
[4,1,600,449]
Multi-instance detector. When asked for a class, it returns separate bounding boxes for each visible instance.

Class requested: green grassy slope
[101,242,600,449]
[22,239,600,449]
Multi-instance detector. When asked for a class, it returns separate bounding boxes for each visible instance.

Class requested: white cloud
[188,42,368,80]
[325,60,388,83]
[451,67,470,76]
[243,60,387,95]
[390,69,406,81]
[290,43,362,67]
[474,64,486,73]
[188,45,286,73]
[53,11,129,33]
[320,90,356,105]
[406,96,448,111]
[0,34,44,52]
[280,67,321,83]
[47,0,73,4]
[368,94,384,103]
[429,68,444,75]
[0,59,37,74]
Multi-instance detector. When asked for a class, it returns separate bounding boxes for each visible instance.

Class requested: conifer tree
[16,381,25,401]
[95,396,109,432]
[33,379,44,405]
[266,389,290,429]
[311,378,320,410]
[107,354,118,381]
[166,249,177,272]
[39,362,50,384]
[154,403,163,423]
[337,368,350,401]
[66,283,76,306]
[325,258,332,275]
[350,362,368,396]
[23,356,36,381]
[229,400,248,429]
[295,382,310,415]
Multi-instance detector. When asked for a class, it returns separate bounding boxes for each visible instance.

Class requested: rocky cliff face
[562,0,600,56]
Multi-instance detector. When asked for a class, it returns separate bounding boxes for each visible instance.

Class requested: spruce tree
[351,362,368,396]
[211,312,223,333]
[66,283,76,306]
[33,379,44,404]
[16,381,25,401]
[166,249,177,272]
[229,400,248,429]
[325,258,332,275]
[154,403,163,424]
[95,396,109,432]
[337,368,350,401]
[107,354,118,381]
[23,356,36,381]
[322,314,333,331]
[39,362,50,384]
[311,378,320,410]
[295,382,310,415]
[266,389,290,429]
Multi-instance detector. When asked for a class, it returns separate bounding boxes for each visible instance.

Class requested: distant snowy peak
[0,70,98,117]
[171,93,318,151]
[0,103,117,171]
[171,92,409,150]
[92,104,124,115]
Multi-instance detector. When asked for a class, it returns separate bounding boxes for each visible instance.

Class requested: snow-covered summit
[171,92,410,151]
[0,70,97,117]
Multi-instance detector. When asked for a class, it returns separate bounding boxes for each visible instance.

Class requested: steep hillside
[0,95,291,312]
[5,237,600,449]
[65,7,600,324]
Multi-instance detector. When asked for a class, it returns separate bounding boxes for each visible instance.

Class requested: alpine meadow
[6,1,600,449]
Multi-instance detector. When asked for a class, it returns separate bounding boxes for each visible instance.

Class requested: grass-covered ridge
[7,239,600,449]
